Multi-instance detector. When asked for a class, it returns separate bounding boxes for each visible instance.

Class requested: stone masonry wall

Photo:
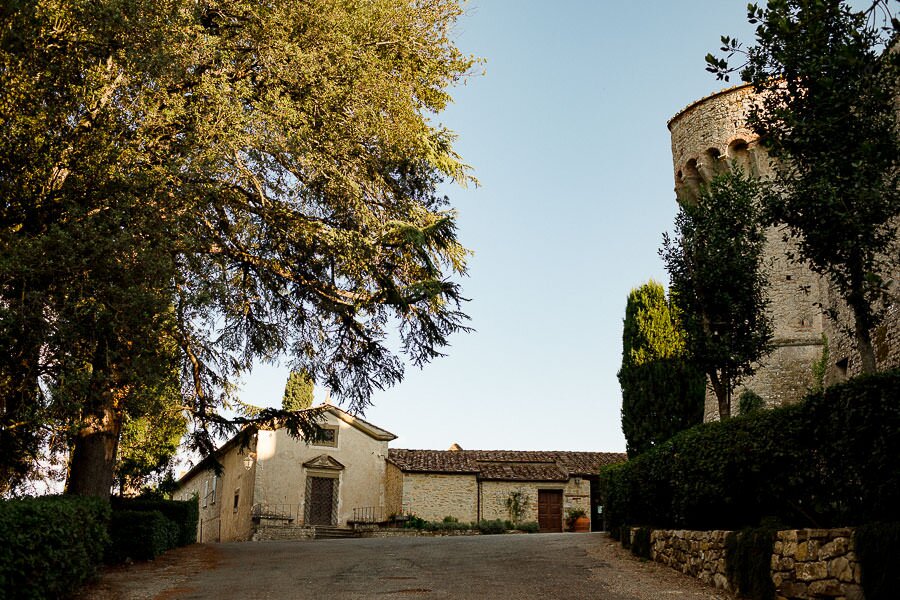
[669,85,825,420]
[772,529,863,600]
[645,527,864,600]
[402,473,478,523]
[649,529,731,592]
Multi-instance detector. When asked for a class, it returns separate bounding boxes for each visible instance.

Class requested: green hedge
[600,371,900,532]
[106,510,179,564]
[111,496,198,546]
[0,495,110,600]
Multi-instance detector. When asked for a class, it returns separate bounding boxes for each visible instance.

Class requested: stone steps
[314,526,359,540]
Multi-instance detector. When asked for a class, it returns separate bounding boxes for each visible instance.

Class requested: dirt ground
[76,533,731,600]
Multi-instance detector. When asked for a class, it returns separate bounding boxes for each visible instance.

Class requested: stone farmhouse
[668,83,900,420]
[174,404,625,542]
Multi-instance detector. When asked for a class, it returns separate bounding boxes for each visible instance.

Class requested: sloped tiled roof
[387,449,626,482]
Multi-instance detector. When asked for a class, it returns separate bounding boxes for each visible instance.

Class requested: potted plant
[566,508,589,533]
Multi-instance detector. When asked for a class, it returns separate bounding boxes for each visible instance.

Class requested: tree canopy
[0,0,477,496]
[707,0,900,374]
[662,170,773,420]
[618,281,705,457]
[282,370,315,412]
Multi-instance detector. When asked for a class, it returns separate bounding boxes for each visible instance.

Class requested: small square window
[312,426,338,447]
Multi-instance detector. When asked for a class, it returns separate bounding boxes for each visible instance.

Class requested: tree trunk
[709,371,731,420]
[847,275,877,375]
[66,405,122,497]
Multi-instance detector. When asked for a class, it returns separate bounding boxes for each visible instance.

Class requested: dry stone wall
[772,529,863,600]
[649,529,731,592]
[642,527,864,600]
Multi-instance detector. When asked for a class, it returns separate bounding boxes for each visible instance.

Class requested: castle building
[667,84,900,420]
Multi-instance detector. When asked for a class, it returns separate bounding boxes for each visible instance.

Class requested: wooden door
[307,477,336,525]
[538,489,563,533]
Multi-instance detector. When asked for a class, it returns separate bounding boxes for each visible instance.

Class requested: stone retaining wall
[649,529,731,592]
[772,529,863,600]
[252,524,316,541]
[641,527,864,600]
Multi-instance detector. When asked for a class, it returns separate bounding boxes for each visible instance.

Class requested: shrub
[403,514,427,530]
[517,521,539,533]
[111,496,198,546]
[738,389,765,415]
[855,522,900,600]
[600,371,900,531]
[0,495,110,600]
[725,527,777,600]
[630,526,652,559]
[476,519,507,535]
[106,510,179,564]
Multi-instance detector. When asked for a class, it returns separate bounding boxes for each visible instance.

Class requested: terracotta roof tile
[387,449,626,481]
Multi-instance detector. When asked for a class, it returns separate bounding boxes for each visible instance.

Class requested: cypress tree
[618,281,705,457]
[283,371,315,412]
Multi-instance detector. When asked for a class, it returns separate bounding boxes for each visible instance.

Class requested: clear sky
[239,2,760,453]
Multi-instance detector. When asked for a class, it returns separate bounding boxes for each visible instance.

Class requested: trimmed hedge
[600,371,900,532]
[106,510,179,564]
[111,496,198,546]
[0,495,110,600]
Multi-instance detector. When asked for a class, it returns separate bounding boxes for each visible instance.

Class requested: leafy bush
[476,519,507,535]
[106,510,179,564]
[517,521,539,533]
[600,371,900,531]
[0,495,110,600]
[403,514,427,530]
[725,527,777,600]
[855,522,900,600]
[630,526,652,559]
[738,389,765,415]
[111,496,198,546]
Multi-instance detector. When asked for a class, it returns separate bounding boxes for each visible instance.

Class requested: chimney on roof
[448,443,462,451]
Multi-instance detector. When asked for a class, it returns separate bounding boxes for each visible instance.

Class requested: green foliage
[0,495,110,600]
[618,281,705,457]
[517,521,540,533]
[106,510,179,564]
[711,1,900,374]
[725,527,777,600]
[504,489,531,525]
[630,526,653,560]
[738,389,765,416]
[111,496,199,547]
[811,334,830,394]
[0,0,478,495]
[600,371,900,532]
[116,402,188,494]
[403,514,428,530]
[476,519,508,535]
[855,522,900,600]
[282,370,315,412]
[662,170,773,419]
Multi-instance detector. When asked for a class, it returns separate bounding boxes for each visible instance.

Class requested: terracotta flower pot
[573,516,590,532]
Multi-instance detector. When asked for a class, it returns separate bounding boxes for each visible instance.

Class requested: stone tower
[667,84,827,421]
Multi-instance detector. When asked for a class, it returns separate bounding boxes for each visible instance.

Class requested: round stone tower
[668,84,826,421]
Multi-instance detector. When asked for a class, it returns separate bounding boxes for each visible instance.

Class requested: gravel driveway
[79,533,730,600]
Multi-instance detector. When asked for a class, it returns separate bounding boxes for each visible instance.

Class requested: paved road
[82,533,730,600]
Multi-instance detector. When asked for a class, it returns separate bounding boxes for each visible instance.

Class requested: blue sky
[240,2,759,452]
